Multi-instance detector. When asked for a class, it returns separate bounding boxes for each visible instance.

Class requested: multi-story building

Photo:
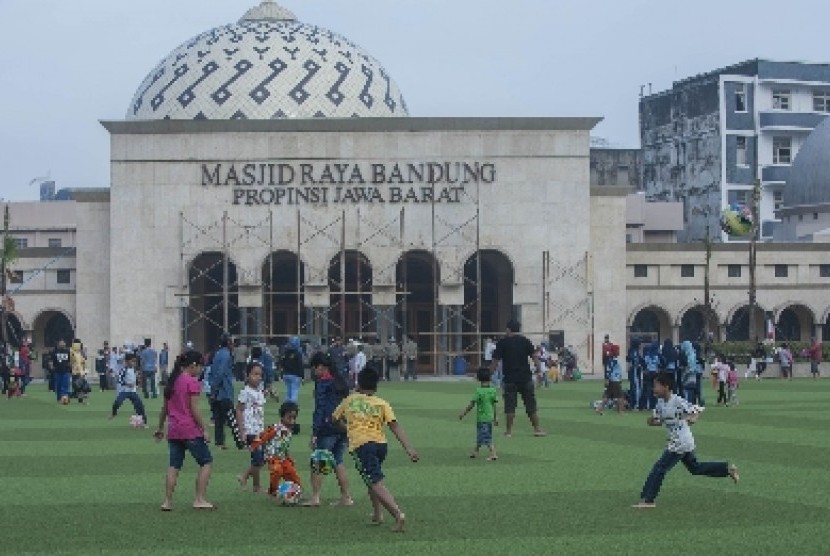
[640,59,830,242]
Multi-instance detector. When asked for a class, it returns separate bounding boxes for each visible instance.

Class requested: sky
[1,0,829,201]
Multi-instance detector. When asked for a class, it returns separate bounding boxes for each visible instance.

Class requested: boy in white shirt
[236,363,267,493]
[632,372,739,508]
[108,353,147,427]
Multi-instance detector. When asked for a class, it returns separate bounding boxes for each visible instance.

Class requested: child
[70,340,89,404]
[596,348,625,415]
[713,355,729,405]
[332,365,419,533]
[632,372,739,509]
[778,343,793,380]
[726,362,739,406]
[250,401,303,499]
[153,351,214,511]
[458,367,499,460]
[302,352,353,507]
[108,353,147,426]
[236,362,267,494]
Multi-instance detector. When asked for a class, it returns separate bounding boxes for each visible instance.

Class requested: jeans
[211,398,234,447]
[55,372,71,401]
[141,371,157,398]
[640,449,729,503]
[112,391,146,421]
[628,368,641,409]
[283,374,302,403]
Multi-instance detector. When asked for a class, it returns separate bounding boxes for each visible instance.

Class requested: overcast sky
[1,0,829,201]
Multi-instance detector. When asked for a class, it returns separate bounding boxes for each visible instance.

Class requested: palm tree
[1,205,18,346]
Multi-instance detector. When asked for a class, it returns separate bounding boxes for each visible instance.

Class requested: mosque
[4,1,829,376]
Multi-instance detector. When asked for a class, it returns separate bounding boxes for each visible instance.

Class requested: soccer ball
[129,415,145,428]
[310,449,336,475]
[277,480,302,505]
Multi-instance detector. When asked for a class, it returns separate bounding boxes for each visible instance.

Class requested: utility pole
[747,180,761,341]
[1,203,9,346]
[703,221,712,341]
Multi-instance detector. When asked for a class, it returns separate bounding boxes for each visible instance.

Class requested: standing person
[281,336,304,405]
[236,362,267,494]
[44,345,55,392]
[332,365,419,533]
[489,320,546,437]
[52,340,72,404]
[726,362,740,406]
[660,339,680,395]
[640,342,660,410]
[713,355,729,405]
[808,336,822,379]
[458,367,499,460]
[232,339,249,383]
[402,336,417,381]
[632,372,739,509]
[140,338,159,399]
[109,353,147,426]
[208,335,235,449]
[351,344,367,390]
[153,350,215,511]
[753,340,767,380]
[327,337,348,380]
[679,341,698,403]
[159,342,170,386]
[261,343,277,399]
[386,338,400,382]
[18,341,31,396]
[302,352,353,507]
[626,338,643,411]
[70,339,89,403]
[778,343,793,380]
[250,401,303,498]
[601,334,614,375]
[95,349,108,391]
[596,346,625,415]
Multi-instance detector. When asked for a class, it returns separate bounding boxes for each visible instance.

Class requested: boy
[596,348,625,415]
[332,365,419,533]
[108,353,148,426]
[250,401,302,498]
[459,367,499,460]
[632,372,739,509]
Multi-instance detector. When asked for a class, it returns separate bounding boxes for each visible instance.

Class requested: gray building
[640,59,830,242]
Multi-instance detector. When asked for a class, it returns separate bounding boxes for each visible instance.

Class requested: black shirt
[281,349,304,378]
[52,347,71,373]
[493,334,535,383]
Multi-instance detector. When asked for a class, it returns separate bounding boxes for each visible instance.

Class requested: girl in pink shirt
[154,351,215,511]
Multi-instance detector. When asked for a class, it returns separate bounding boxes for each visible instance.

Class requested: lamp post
[747,179,761,341]
[1,203,10,347]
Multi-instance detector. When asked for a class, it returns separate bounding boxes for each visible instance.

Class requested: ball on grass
[310,449,336,475]
[277,480,302,505]
[129,415,144,429]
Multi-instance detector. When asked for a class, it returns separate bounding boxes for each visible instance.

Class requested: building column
[672,325,680,345]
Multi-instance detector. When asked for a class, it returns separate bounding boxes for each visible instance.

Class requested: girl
[236,362,267,493]
[153,351,214,511]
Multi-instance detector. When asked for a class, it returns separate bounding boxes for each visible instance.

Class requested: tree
[1,204,17,346]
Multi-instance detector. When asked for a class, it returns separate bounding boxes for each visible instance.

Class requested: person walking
[489,320,546,437]
[208,335,235,449]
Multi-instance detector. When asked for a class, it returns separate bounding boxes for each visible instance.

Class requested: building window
[814,90,830,112]
[56,269,71,284]
[798,214,804,222]
[8,270,23,284]
[820,264,830,278]
[774,190,784,211]
[735,190,749,204]
[773,137,792,164]
[634,265,648,278]
[47,238,62,248]
[625,233,632,244]
[772,89,791,110]
[736,136,748,166]
[13,237,28,249]
[774,264,789,278]
[814,213,819,220]
[728,264,742,278]
[681,264,695,277]
[735,83,747,112]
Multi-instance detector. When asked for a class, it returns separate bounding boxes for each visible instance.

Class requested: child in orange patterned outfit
[250,401,302,497]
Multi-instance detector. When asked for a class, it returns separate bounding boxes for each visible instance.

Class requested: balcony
[759,111,828,130]
[762,165,790,183]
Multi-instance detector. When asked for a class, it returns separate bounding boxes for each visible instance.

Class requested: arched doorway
[776,304,813,342]
[396,250,438,373]
[679,306,718,343]
[629,305,671,344]
[329,250,372,340]
[187,252,240,353]
[725,305,766,341]
[463,250,514,339]
[31,310,74,378]
[263,251,305,340]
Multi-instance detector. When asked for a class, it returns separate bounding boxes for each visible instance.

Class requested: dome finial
[239,1,297,23]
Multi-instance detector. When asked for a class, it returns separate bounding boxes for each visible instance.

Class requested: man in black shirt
[490,320,546,437]
[52,339,72,404]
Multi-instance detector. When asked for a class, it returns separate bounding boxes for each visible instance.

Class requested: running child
[332,365,419,532]
[236,362,267,494]
[250,401,303,499]
[632,372,739,509]
[153,351,214,511]
[459,367,498,460]
[109,353,147,426]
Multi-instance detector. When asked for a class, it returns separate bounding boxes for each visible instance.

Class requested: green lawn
[1,378,829,555]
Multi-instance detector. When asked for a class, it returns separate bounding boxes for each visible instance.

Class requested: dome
[784,116,830,208]
[126,1,409,120]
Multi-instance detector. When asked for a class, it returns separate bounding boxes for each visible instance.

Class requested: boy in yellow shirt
[332,365,418,532]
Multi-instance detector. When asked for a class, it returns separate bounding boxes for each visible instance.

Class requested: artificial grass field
[1,378,829,555]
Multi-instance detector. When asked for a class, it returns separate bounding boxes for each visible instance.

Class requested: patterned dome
[784,115,830,208]
[126,1,409,120]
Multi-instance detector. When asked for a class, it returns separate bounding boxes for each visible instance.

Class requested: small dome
[784,116,830,208]
[126,1,408,120]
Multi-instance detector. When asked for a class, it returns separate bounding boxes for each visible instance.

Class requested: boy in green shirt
[459,367,499,460]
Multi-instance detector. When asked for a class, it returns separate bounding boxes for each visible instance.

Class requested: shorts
[352,442,388,486]
[502,381,537,414]
[605,381,623,399]
[811,361,820,374]
[168,438,212,470]
[476,422,493,447]
[246,435,266,467]
[315,433,347,466]
[267,457,302,495]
